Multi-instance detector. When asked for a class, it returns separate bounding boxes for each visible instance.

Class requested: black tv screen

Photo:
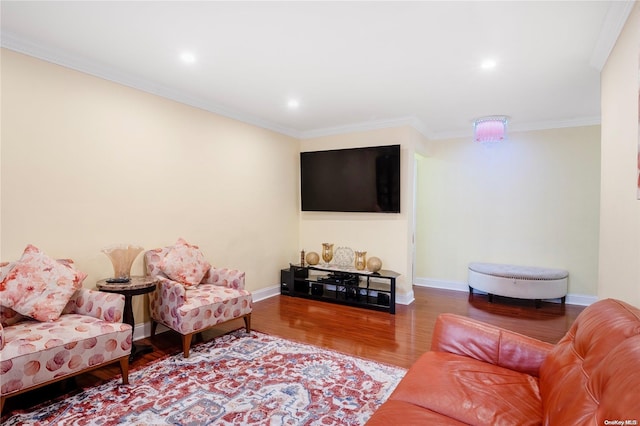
[300,144,400,213]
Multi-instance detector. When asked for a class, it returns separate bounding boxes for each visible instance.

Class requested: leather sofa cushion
[367,400,467,425]
[388,351,542,425]
[540,299,640,424]
[431,313,552,377]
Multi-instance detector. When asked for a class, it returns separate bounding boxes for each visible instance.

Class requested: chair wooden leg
[182,333,194,358]
[1,396,5,415]
[244,314,251,333]
[120,356,130,385]
[150,320,158,338]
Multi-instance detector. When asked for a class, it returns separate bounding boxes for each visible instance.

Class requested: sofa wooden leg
[182,333,193,358]
[120,356,130,385]
[1,396,5,415]
[150,321,158,338]
[244,314,251,333]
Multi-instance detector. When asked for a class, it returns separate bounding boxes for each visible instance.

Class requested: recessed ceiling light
[180,52,196,64]
[481,59,497,70]
[287,99,300,109]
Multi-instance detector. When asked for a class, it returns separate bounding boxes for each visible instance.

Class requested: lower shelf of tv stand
[291,290,393,313]
[282,265,397,314]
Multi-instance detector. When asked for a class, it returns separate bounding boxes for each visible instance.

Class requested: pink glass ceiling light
[474,116,508,142]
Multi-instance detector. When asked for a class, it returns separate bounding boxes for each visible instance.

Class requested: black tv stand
[281,264,399,314]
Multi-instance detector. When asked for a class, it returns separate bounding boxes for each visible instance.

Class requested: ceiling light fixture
[480,59,497,70]
[287,99,300,109]
[473,116,508,143]
[180,52,196,64]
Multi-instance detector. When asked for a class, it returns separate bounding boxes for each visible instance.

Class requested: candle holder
[321,243,334,265]
[355,251,367,270]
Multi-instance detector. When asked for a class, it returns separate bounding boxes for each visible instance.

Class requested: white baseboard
[414,277,597,306]
[563,294,598,306]
[396,289,415,305]
[252,285,281,302]
[133,321,170,341]
[414,277,469,292]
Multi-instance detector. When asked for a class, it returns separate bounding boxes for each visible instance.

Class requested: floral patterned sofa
[0,245,132,413]
[144,238,252,357]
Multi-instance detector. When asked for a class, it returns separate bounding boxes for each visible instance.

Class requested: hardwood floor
[3,286,585,415]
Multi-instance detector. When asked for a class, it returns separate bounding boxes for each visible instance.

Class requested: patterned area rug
[3,329,405,425]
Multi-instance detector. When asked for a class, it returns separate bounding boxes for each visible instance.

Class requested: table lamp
[102,244,143,283]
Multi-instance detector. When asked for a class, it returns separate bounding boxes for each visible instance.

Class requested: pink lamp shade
[474,116,508,142]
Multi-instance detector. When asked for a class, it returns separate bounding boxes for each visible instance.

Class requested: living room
[1,1,639,424]
[2,1,638,312]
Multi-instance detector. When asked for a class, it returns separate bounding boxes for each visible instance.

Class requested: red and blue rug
[3,329,405,425]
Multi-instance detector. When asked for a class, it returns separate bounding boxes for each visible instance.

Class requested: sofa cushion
[388,351,542,426]
[0,313,132,396]
[150,283,252,334]
[540,298,640,424]
[159,238,211,287]
[0,245,87,322]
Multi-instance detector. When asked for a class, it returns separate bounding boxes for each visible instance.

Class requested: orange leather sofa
[366,298,640,425]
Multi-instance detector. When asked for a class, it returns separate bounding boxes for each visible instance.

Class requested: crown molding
[589,0,635,70]
[430,116,602,141]
[299,116,432,140]
[1,30,603,144]
[1,31,303,139]
[2,32,432,141]
[508,116,601,133]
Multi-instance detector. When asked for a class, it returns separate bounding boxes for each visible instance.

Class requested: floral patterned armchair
[144,239,252,357]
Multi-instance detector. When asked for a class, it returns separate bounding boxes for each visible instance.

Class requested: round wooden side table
[96,275,157,361]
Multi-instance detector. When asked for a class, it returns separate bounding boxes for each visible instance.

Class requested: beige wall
[415,126,601,297]
[599,2,640,306]
[1,49,300,323]
[299,126,429,298]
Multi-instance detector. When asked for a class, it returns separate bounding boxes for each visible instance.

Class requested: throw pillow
[0,245,87,321]
[0,263,26,327]
[0,261,16,283]
[159,238,211,287]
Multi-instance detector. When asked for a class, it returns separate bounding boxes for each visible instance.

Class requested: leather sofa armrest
[202,267,246,290]
[431,313,553,377]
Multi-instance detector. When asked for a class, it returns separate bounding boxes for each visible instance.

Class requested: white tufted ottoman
[468,262,568,307]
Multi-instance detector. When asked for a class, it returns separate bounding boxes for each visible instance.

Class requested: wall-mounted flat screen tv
[300,144,400,213]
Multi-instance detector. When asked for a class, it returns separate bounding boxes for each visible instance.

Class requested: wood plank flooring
[3,287,585,415]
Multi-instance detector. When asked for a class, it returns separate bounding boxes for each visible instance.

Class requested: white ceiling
[0,1,634,140]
